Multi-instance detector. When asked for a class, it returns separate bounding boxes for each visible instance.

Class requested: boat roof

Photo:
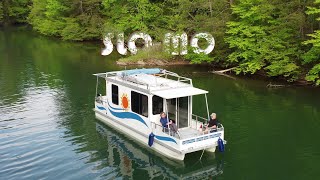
[94,68,208,99]
[151,86,207,99]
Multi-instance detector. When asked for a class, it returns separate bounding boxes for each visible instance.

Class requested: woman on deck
[160,112,178,134]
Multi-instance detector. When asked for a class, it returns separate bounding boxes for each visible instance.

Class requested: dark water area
[1,27,320,179]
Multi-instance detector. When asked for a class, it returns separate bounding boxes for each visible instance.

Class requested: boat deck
[178,127,203,139]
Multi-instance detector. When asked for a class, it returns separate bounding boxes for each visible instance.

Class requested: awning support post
[95,76,99,97]
[164,99,170,133]
[205,94,210,122]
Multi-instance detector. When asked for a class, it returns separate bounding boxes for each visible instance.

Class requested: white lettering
[128,32,153,55]
[117,33,127,55]
[164,32,188,55]
[190,33,215,54]
[101,33,114,56]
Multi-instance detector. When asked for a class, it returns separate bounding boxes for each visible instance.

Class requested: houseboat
[93,68,226,161]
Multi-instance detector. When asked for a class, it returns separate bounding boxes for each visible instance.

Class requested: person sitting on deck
[204,113,219,133]
[160,112,178,135]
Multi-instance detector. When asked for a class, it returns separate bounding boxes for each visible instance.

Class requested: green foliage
[185,49,213,64]
[118,44,173,62]
[28,0,104,40]
[0,3,3,24]
[101,0,165,40]
[305,63,320,85]
[45,0,67,18]
[302,0,320,85]
[61,18,85,41]
[0,0,31,25]
[8,0,31,23]
[225,0,301,80]
[306,0,320,19]
[163,0,231,62]
[28,0,65,36]
[302,46,320,64]
[304,30,320,46]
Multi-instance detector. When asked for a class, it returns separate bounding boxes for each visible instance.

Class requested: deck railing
[151,122,181,139]
[191,114,224,133]
[191,114,207,130]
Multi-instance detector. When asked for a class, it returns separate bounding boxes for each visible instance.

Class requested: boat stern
[180,130,226,154]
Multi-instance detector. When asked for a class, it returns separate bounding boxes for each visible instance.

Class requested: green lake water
[1,27,320,180]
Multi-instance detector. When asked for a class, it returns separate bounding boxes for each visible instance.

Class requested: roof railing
[94,69,193,89]
[155,69,193,86]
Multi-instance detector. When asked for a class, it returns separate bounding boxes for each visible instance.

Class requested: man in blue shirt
[160,112,178,134]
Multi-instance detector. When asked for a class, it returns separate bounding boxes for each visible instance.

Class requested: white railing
[158,69,193,86]
[95,69,193,90]
[95,96,108,105]
[191,114,224,133]
[151,122,181,139]
[191,114,207,130]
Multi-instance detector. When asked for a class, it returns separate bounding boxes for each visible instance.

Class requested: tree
[0,0,31,25]
[61,0,104,40]
[0,3,3,25]
[101,0,164,41]
[9,0,31,23]
[225,0,300,80]
[28,0,67,36]
[162,0,231,62]
[303,0,320,85]
[28,0,104,40]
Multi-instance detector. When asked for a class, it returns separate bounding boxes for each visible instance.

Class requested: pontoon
[93,68,226,161]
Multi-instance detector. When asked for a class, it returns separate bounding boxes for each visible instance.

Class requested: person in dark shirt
[160,112,177,133]
[208,113,218,128]
[205,113,219,133]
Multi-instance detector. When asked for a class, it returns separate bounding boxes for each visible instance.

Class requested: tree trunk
[3,0,10,26]
[209,0,212,17]
[79,0,83,14]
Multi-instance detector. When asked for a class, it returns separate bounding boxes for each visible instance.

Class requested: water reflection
[95,122,224,179]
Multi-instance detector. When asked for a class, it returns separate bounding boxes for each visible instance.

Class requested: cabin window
[131,91,148,117]
[152,95,163,115]
[112,84,119,105]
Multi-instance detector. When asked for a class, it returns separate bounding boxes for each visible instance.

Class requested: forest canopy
[1,0,320,86]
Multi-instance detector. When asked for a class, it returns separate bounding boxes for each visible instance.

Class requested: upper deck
[94,68,208,99]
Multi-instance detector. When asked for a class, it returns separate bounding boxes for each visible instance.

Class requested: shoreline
[116,59,192,66]
[116,58,315,87]
[1,26,317,88]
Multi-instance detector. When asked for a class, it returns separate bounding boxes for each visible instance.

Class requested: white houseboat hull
[95,110,186,161]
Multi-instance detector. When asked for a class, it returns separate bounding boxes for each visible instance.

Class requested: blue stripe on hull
[155,135,177,144]
[108,108,148,127]
[99,100,177,145]
[107,101,124,111]
[97,106,106,110]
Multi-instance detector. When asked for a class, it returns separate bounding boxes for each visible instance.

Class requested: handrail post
[196,116,198,129]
